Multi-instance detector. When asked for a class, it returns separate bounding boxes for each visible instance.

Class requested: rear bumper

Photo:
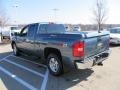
[75,50,111,69]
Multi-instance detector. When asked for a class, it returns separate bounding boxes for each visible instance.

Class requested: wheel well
[44,47,62,60]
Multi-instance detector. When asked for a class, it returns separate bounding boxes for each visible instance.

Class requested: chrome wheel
[47,54,63,76]
[49,57,59,73]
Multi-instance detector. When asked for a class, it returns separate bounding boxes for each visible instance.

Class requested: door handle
[97,37,102,42]
[26,39,34,44]
[41,41,48,45]
[22,38,26,41]
[50,34,56,37]
[26,39,30,42]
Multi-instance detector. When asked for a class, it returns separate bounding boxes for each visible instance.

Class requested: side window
[20,26,29,37]
[27,24,37,39]
[37,24,47,34]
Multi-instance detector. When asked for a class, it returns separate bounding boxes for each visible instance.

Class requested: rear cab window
[46,24,66,34]
[37,24,66,34]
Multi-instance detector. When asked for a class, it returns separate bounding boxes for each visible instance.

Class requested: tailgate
[84,31,110,58]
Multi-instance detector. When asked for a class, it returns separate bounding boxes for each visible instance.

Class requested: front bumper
[110,39,120,44]
[75,50,111,69]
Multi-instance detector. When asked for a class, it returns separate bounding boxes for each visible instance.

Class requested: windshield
[110,29,120,34]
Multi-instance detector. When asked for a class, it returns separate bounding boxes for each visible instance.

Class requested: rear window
[38,24,66,34]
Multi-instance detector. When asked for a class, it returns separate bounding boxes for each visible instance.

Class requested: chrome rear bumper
[75,50,111,69]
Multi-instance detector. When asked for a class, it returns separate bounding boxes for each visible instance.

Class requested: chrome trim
[75,50,110,69]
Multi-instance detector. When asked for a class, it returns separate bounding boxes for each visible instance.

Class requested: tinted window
[47,24,65,33]
[20,26,29,37]
[27,24,37,39]
[37,24,47,34]
[110,29,120,34]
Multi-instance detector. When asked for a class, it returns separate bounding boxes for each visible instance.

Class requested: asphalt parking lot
[0,44,120,90]
[0,44,48,90]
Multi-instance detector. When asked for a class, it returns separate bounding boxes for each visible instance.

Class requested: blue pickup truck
[11,23,110,76]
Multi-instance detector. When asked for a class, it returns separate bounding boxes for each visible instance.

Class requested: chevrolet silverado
[11,23,110,76]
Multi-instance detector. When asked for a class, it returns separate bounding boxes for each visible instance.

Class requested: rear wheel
[13,43,19,56]
[47,53,63,76]
[97,62,103,66]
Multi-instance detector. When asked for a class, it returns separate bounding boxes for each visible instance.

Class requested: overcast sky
[1,0,120,24]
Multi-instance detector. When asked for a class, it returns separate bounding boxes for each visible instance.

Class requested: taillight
[72,42,84,57]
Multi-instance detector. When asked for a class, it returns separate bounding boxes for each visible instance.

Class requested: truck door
[16,25,29,52]
[34,24,47,57]
[17,24,38,54]
[25,23,38,54]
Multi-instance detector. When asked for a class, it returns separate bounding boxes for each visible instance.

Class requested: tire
[97,62,103,66]
[47,53,63,76]
[13,43,19,56]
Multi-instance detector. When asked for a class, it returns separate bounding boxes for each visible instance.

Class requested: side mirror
[14,32,18,36]
[11,33,14,36]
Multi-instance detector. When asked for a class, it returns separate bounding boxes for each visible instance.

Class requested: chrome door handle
[50,34,56,37]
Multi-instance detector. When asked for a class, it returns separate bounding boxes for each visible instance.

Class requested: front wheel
[47,54,63,76]
[13,43,19,56]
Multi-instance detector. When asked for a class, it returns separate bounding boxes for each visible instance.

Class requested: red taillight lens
[72,42,84,57]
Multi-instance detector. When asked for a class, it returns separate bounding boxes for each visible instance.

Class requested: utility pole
[53,8,59,22]
[13,4,18,25]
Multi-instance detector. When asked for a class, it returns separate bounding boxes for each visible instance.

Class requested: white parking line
[0,66,36,90]
[41,69,49,90]
[11,55,47,68]
[4,58,45,77]
[0,55,49,90]
[11,55,49,90]
[0,54,12,62]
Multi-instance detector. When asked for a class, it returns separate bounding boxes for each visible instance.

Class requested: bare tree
[0,1,9,41]
[0,11,9,27]
[0,1,8,28]
[93,0,107,32]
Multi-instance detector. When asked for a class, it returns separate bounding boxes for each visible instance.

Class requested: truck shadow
[15,54,94,90]
[47,69,94,90]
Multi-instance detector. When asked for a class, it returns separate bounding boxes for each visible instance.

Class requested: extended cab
[11,23,110,76]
